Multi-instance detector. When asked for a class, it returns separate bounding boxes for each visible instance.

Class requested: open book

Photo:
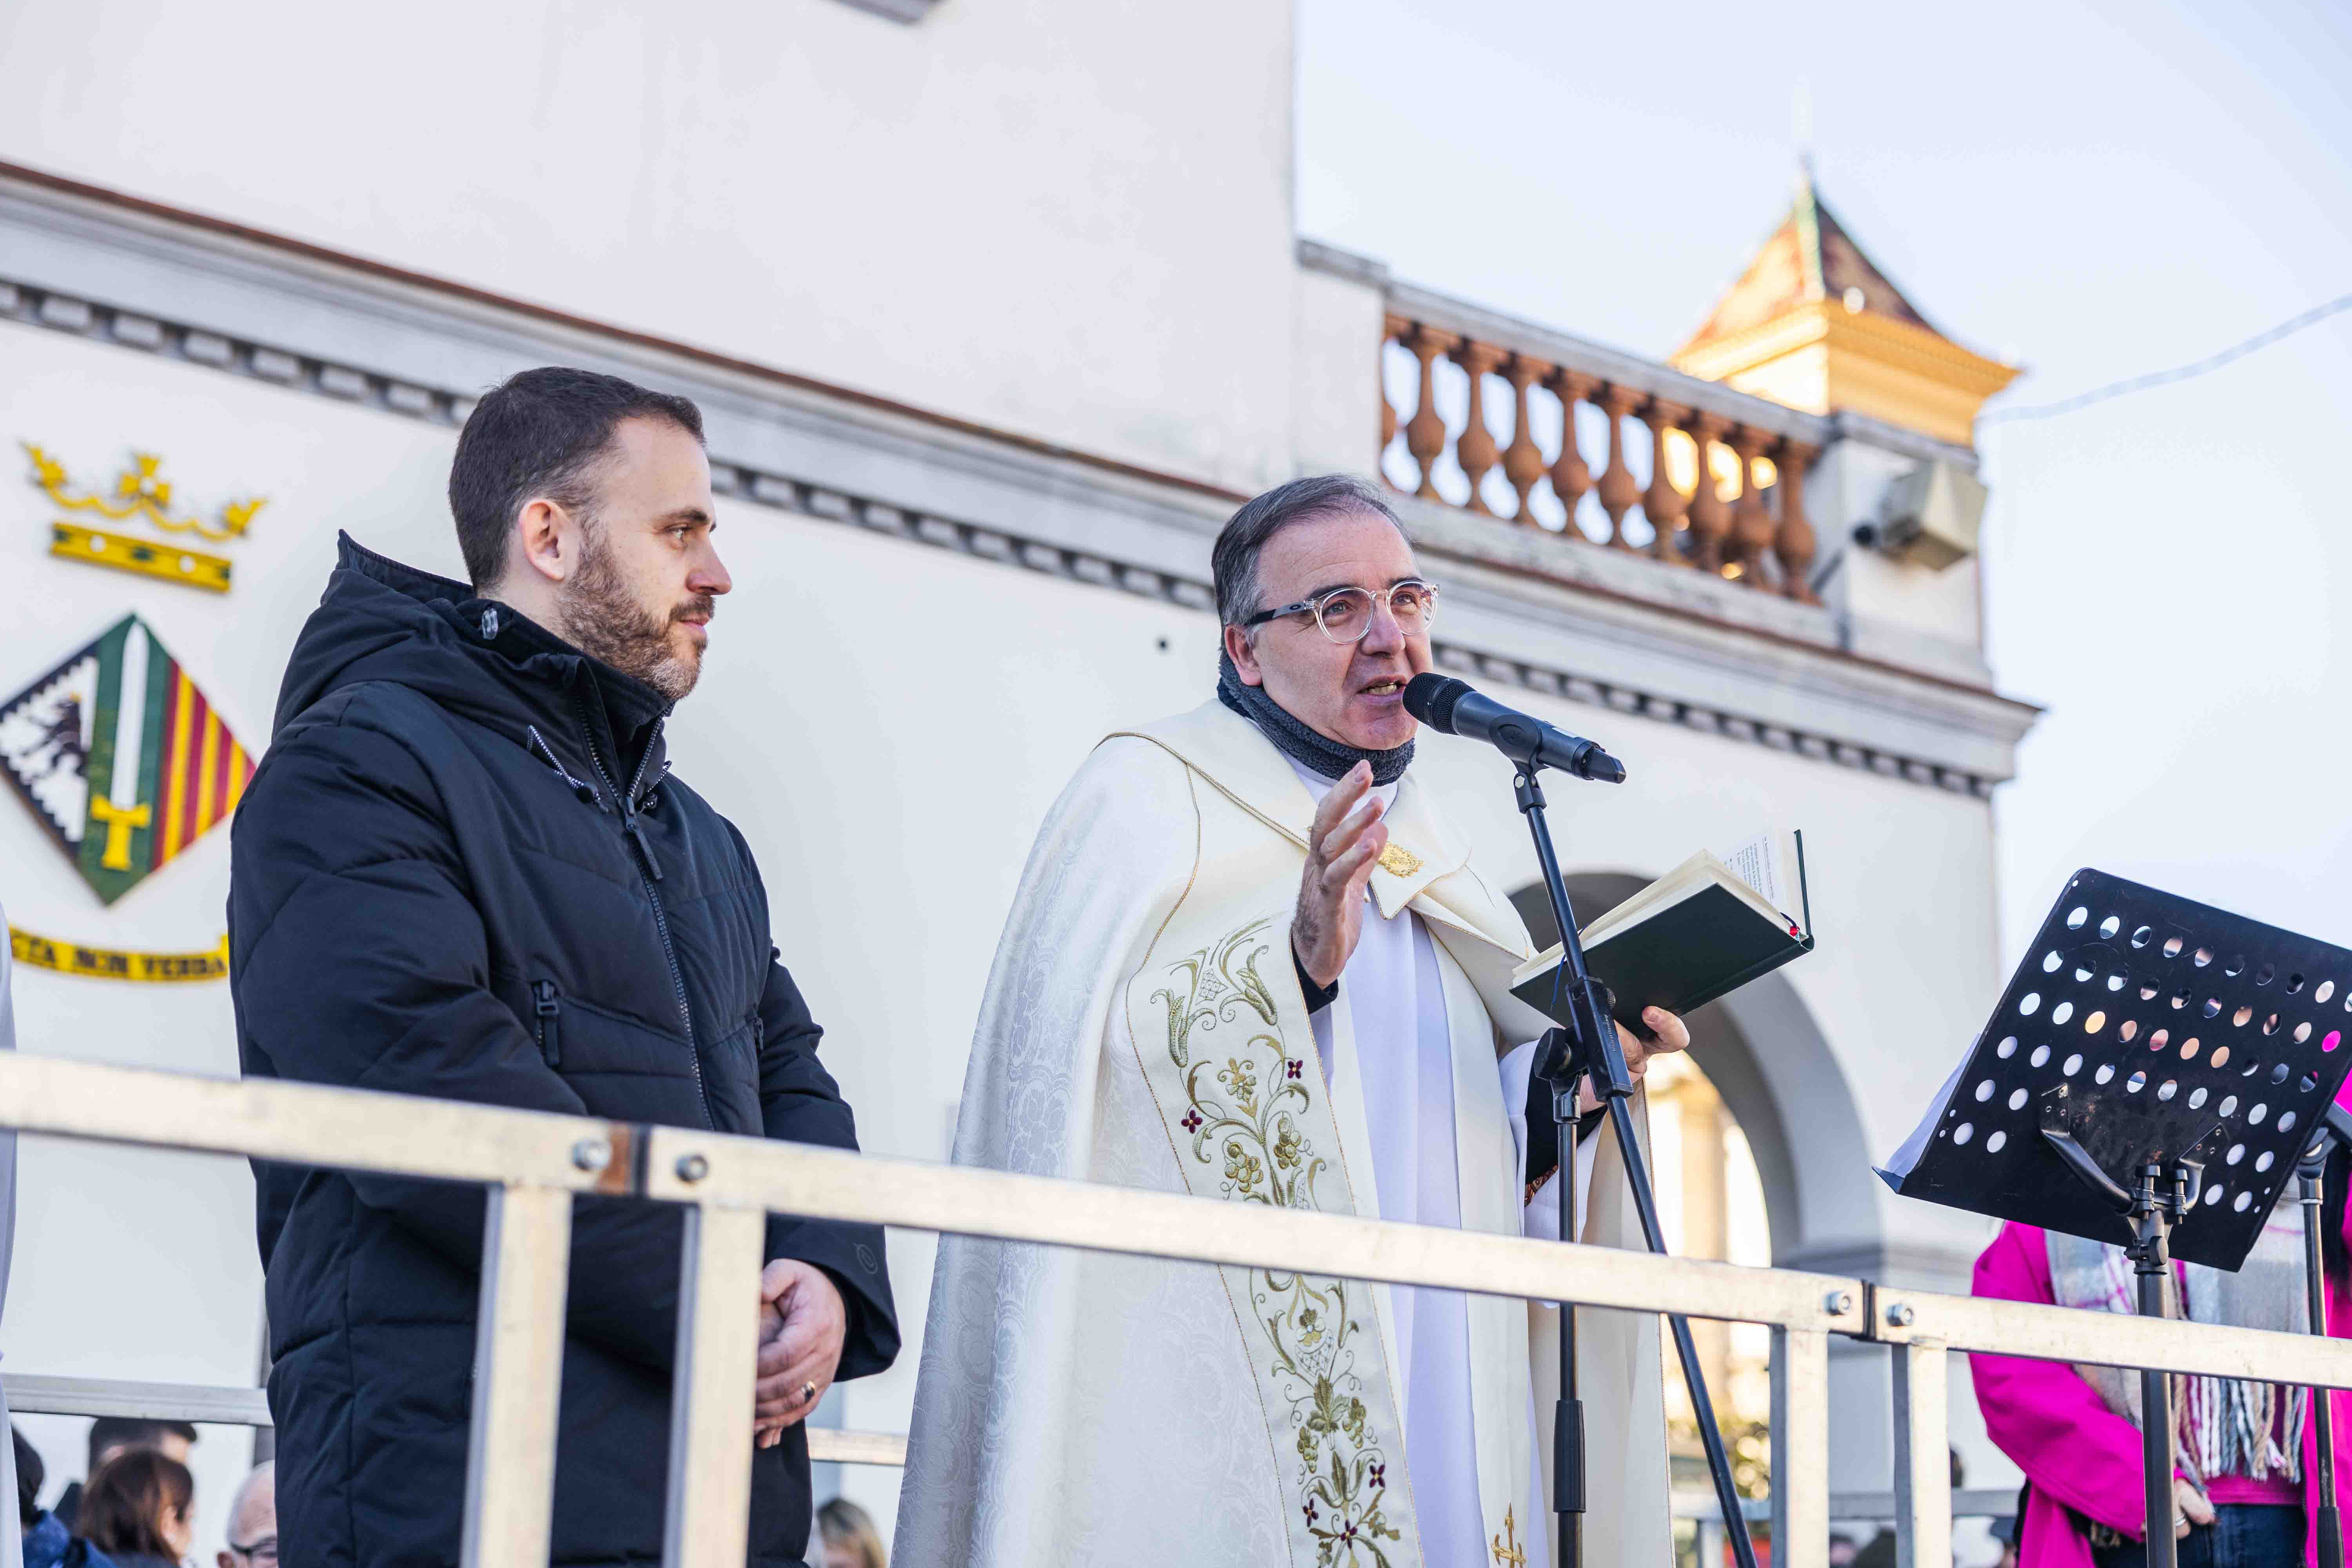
[1511,830,1815,1032]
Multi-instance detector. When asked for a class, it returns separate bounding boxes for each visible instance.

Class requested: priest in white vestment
[897,476,1680,1567]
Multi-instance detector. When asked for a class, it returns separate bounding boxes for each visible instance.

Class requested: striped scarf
[2047,1209,2310,1489]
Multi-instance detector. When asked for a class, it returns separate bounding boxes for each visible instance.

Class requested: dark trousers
[2090,1503,2304,1568]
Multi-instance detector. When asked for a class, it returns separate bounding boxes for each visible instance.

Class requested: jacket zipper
[532,980,563,1067]
[573,706,713,1130]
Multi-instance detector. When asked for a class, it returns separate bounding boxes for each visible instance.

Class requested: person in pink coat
[1971,1078,2352,1567]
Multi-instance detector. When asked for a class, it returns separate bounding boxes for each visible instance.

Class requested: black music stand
[1883,869,2352,1566]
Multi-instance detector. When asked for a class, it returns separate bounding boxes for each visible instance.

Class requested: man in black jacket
[230,367,898,1568]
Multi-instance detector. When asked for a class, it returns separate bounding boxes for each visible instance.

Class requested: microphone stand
[1514,764,1759,1568]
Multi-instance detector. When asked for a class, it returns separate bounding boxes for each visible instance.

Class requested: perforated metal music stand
[1891,869,2352,1266]
[1886,868,2352,1564]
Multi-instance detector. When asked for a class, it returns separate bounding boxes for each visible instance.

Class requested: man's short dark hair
[448,366,706,589]
[85,1417,196,1471]
[1210,474,1405,629]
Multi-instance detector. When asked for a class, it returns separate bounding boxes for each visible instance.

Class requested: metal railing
[0,1375,911,1469]
[7,1053,2351,1568]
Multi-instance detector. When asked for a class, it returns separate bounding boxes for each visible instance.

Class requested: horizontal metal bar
[647,1118,2352,1385]
[15,1057,2352,1391]
[1878,1285,2352,1387]
[1669,1490,2022,1524]
[0,1372,911,1470]
[2,1375,271,1425]
[642,1124,1866,1332]
[0,1055,627,1196]
[807,1429,909,1467]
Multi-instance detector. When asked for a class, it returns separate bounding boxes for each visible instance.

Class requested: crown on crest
[24,442,267,593]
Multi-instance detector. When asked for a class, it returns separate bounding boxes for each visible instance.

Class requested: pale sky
[1297,0,2352,967]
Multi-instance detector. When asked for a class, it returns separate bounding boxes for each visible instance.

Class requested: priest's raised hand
[1292,760,1388,989]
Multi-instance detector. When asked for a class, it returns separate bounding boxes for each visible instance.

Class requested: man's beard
[554,523,711,704]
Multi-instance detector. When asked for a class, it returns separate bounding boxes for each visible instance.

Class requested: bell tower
[1671,171,2018,447]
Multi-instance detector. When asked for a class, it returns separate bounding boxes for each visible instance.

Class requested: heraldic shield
[0,613,251,904]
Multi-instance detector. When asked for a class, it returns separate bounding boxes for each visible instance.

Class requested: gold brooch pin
[1377,843,1423,878]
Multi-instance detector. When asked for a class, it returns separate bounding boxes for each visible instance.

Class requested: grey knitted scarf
[2047,1214,2310,1490]
[1216,653,1414,785]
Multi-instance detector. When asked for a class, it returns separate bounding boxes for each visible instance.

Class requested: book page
[1718,832,1783,911]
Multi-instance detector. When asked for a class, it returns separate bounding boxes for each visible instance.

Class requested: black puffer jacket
[230,535,897,1568]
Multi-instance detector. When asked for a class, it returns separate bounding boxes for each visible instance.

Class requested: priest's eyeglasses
[1243,579,1439,644]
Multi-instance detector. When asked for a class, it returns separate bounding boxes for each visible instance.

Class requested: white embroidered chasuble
[895,699,1673,1568]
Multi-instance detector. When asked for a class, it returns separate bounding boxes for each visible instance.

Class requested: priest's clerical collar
[1215,653,1414,785]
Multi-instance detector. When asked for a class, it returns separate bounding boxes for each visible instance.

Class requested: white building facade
[0,0,2037,1554]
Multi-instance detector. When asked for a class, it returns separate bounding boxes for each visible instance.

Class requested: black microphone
[1403,673,1626,783]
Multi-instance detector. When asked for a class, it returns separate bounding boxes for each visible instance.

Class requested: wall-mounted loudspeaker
[1851,459,1988,571]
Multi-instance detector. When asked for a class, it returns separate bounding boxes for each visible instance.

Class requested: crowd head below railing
[1380,312,1820,602]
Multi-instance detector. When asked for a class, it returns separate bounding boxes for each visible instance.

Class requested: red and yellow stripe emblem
[151,660,252,869]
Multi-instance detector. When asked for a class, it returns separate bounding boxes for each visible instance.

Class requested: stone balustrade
[1376,286,1826,601]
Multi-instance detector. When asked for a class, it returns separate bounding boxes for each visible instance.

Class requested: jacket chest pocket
[695,1011,766,1132]
[523,984,699,1105]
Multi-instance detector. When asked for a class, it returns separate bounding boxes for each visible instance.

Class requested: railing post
[1687,411,1734,572]
[1499,353,1550,521]
[460,1182,575,1568]
[1403,325,1459,501]
[1772,438,1821,602]
[1639,400,1693,563]
[1592,384,1643,548]
[1771,1326,1830,1568]
[1890,1341,1951,1568]
[662,1202,768,1568]
[1453,340,1508,514]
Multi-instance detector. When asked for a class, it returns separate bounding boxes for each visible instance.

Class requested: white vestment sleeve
[897,737,1289,1566]
[1499,1038,1599,1251]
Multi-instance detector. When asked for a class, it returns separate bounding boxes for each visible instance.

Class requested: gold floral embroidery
[1150,917,1279,1069]
[1152,918,1402,1565]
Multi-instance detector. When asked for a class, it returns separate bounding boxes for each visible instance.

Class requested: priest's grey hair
[1210,474,1407,631]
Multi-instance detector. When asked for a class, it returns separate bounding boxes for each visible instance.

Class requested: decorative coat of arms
[0,614,252,904]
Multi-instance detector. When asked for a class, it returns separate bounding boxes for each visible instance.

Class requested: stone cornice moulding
[0,172,2020,793]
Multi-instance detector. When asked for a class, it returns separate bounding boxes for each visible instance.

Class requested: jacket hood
[274,534,671,781]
